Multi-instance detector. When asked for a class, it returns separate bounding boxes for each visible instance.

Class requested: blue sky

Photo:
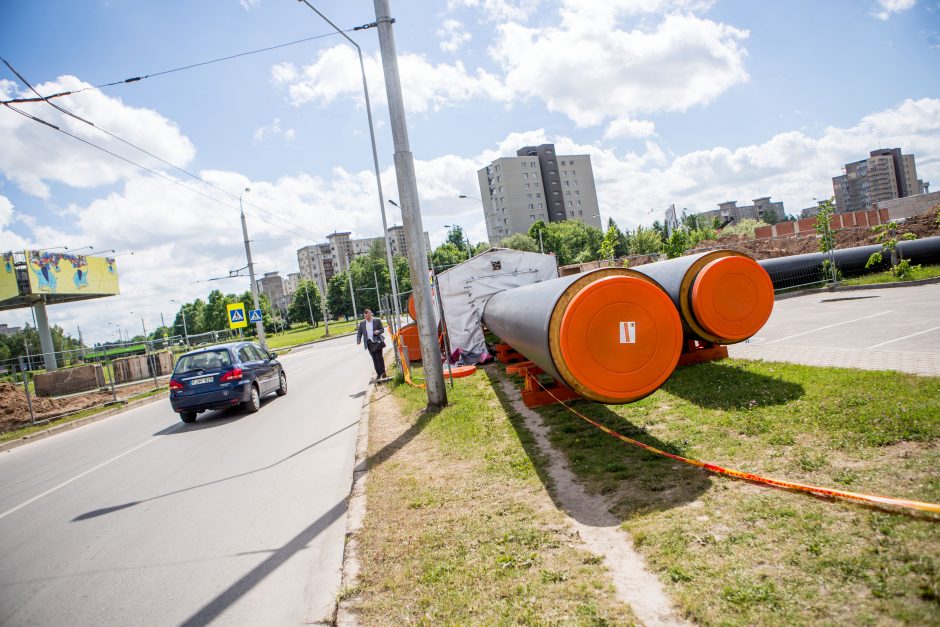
[1,0,939,342]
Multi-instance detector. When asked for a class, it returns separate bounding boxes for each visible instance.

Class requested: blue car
[169,342,286,423]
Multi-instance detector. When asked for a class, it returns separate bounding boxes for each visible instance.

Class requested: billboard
[27,250,120,296]
[0,252,19,302]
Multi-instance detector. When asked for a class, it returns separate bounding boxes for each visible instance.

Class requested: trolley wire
[0,30,349,105]
[1,58,322,242]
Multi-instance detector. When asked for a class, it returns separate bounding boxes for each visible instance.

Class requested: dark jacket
[356,318,384,351]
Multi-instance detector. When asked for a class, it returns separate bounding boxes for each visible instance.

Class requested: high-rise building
[257,271,287,311]
[296,229,430,295]
[285,272,301,296]
[832,148,920,214]
[476,143,602,245]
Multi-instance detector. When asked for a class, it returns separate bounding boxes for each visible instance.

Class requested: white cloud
[438,19,472,53]
[491,12,749,127]
[239,0,261,10]
[272,45,509,114]
[0,75,195,197]
[446,0,543,22]
[873,0,916,20]
[603,118,657,140]
[253,118,296,143]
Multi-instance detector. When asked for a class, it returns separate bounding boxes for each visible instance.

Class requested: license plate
[190,376,214,385]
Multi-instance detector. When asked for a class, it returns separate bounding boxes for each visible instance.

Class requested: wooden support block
[676,340,729,367]
[505,361,535,375]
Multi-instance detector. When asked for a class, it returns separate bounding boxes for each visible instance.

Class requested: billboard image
[0,252,19,302]
[27,250,120,296]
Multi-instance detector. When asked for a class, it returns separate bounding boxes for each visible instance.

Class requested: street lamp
[170,299,190,346]
[240,187,267,349]
[297,0,402,330]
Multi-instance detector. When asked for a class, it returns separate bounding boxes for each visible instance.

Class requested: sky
[1,0,939,344]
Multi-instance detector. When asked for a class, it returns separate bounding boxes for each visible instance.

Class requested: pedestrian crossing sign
[227,303,248,329]
[248,309,263,324]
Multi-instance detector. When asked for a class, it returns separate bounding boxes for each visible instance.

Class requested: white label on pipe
[619,321,636,344]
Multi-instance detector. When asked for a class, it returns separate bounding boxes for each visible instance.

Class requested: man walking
[356,308,387,380]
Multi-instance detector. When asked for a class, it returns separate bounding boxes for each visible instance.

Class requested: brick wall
[34,365,105,397]
[754,208,889,239]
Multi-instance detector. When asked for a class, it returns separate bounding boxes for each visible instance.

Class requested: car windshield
[176,349,232,372]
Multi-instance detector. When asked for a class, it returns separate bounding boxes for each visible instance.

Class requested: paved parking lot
[728,282,940,376]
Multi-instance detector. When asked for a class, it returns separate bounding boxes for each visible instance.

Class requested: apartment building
[476,143,602,245]
[832,148,921,214]
[297,229,430,295]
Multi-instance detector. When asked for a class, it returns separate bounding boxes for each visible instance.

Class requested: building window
[549,170,556,175]
[568,200,573,207]
[552,191,559,196]
[537,203,543,209]
[528,203,534,209]
[527,193,532,199]
[579,210,583,216]
[565,191,571,196]
[575,190,580,196]
[562,170,568,176]
[523,172,529,179]
[564,181,570,187]
[534,182,540,188]
[571,170,576,176]
[577,200,581,206]
[524,183,530,188]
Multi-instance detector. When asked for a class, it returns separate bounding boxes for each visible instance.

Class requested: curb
[0,391,169,454]
[334,381,372,626]
[774,275,940,300]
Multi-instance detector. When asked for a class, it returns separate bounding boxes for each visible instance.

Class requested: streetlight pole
[170,299,189,346]
[346,254,358,320]
[296,0,402,330]
[240,188,267,350]
[303,284,316,327]
[374,0,447,409]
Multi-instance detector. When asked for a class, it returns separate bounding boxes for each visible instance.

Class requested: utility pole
[346,255,358,320]
[374,0,447,409]
[240,188,266,350]
[304,284,315,327]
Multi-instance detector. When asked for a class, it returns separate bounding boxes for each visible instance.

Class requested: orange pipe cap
[691,256,774,342]
[407,294,416,321]
[559,276,682,403]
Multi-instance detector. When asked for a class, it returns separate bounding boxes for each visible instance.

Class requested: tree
[627,226,663,255]
[446,225,469,253]
[288,281,322,325]
[429,242,467,271]
[499,233,538,252]
[327,272,353,319]
[651,220,667,244]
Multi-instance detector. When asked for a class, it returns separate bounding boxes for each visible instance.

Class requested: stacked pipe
[483,251,774,404]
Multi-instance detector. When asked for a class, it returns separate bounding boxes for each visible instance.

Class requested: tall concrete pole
[373,0,446,408]
[240,188,267,350]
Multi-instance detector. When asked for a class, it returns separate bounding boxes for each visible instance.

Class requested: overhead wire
[0,58,323,242]
[0,30,349,105]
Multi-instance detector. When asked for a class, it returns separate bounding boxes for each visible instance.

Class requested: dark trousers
[367,341,386,377]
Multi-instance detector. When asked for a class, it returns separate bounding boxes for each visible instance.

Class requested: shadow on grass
[663,362,804,410]
[486,366,711,524]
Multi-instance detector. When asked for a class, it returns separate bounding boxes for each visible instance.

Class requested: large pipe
[483,268,683,404]
[632,251,775,344]
[758,236,940,289]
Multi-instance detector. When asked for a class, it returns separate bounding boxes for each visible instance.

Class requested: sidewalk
[728,282,940,376]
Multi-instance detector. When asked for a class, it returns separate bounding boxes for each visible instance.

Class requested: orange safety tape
[390,329,425,389]
[531,375,940,516]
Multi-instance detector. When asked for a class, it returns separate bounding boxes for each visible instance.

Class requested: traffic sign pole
[240,190,267,350]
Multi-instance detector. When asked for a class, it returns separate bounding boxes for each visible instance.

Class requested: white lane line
[868,326,940,349]
[762,310,894,345]
[0,430,176,521]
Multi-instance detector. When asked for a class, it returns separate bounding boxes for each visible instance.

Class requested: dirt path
[498,377,690,627]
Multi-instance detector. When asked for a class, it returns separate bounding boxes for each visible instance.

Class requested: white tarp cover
[436,248,558,357]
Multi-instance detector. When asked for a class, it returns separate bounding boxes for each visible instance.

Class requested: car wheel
[244,385,261,413]
[180,412,197,423]
[276,371,287,396]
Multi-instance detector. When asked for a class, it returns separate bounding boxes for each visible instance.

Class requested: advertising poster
[0,252,19,302]
[27,250,120,296]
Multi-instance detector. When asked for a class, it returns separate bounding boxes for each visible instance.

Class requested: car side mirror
[268,352,277,359]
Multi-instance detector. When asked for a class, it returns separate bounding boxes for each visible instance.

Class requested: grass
[263,320,357,349]
[0,385,167,443]
[348,365,637,624]
[840,263,940,286]
[527,359,940,625]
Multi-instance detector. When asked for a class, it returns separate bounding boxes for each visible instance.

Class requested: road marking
[0,430,176,521]
[868,326,940,349]
[762,310,893,346]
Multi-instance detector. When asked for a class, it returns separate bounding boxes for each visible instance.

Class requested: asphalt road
[729,282,940,375]
[0,335,373,626]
